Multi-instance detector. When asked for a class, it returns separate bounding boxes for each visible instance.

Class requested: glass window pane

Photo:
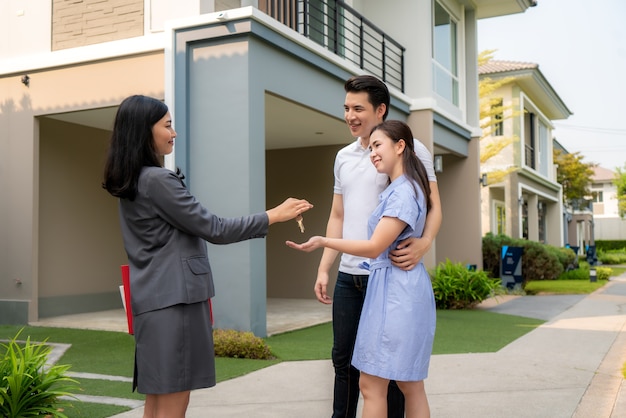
[432,1,458,105]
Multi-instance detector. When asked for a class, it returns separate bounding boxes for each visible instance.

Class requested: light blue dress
[352,175,436,382]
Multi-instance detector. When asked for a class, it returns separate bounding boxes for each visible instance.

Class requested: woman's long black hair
[102,95,168,200]
[371,120,432,212]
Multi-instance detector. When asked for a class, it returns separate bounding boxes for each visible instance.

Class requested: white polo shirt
[333,138,436,274]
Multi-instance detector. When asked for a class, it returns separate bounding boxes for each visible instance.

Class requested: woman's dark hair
[344,75,390,120]
[371,120,432,212]
[102,95,168,200]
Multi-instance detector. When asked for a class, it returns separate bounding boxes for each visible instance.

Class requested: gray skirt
[132,301,215,394]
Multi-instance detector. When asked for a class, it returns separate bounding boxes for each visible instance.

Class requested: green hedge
[482,233,575,288]
[595,240,626,252]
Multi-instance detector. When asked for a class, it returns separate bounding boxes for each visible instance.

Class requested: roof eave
[467,0,538,19]
[481,68,573,120]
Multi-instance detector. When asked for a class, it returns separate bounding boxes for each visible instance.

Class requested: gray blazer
[119,166,268,315]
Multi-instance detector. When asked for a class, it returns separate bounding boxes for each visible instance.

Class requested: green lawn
[17,276,620,418]
[1,307,545,417]
[3,274,621,418]
[525,279,606,295]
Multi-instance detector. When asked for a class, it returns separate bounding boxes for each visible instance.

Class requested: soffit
[470,0,538,19]
[43,93,349,150]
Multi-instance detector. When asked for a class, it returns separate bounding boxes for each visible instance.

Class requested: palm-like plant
[0,329,79,417]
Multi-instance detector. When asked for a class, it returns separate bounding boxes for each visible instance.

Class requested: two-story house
[592,166,626,240]
[479,59,571,246]
[552,139,594,255]
[0,0,537,335]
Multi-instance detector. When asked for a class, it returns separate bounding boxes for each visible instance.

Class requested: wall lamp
[21,74,30,87]
[479,173,488,187]
[434,155,443,173]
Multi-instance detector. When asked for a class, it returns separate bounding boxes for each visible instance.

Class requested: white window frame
[493,200,506,235]
[432,0,460,107]
[520,94,552,178]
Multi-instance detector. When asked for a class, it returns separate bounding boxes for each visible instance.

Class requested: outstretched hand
[285,236,325,253]
[266,198,313,225]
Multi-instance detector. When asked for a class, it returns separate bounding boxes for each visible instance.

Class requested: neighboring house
[478,60,572,247]
[552,139,594,255]
[591,166,626,240]
[0,0,536,335]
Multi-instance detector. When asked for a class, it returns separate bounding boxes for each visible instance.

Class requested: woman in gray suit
[103,95,312,418]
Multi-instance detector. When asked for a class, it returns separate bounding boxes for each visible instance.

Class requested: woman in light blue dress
[287,120,435,418]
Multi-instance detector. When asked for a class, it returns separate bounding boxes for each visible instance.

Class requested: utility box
[501,246,523,290]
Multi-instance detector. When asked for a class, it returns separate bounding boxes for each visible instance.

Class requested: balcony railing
[260,0,405,92]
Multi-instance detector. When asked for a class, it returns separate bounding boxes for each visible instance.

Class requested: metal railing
[260,0,405,92]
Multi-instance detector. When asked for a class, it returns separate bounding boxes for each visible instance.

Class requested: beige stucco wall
[409,109,484,268]
[0,52,164,320]
[38,119,126,299]
[437,143,484,268]
[266,145,343,298]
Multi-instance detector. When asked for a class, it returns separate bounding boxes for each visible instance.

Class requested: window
[537,120,549,175]
[306,0,338,51]
[523,104,551,177]
[524,110,536,169]
[538,201,546,243]
[521,200,528,239]
[492,99,503,136]
[495,202,506,235]
[592,191,603,203]
[432,1,458,105]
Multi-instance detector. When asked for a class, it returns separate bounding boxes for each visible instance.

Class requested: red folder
[121,264,213,335]
[121,265,134,334]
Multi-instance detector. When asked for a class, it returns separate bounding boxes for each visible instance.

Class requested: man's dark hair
[344,75,390,120]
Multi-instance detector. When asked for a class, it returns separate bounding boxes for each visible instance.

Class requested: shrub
[213,329,274,360]
[430,260,501,309]
[522,241,564,282]
[557,263,612,281]
[555,247,578,271]
[481,233,510,280]
[558,264,589,280]
[482,233,567,288]
[0,329,78,418]
[596,240,626,252]
[598,251,626,265]
[596,267,613,281]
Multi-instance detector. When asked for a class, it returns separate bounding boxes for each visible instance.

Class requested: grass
[265,311,544,358]
[433,309,543,354]
[3,277,617,417]
[610,266,626,277]
[61,402,129,417]
[74,379,144,400]
[1,308,545,418]
[525,279,607,295]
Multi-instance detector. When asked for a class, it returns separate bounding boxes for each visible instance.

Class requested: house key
[296,215,305,233]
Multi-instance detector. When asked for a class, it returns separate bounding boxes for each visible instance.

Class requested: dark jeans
[331,271,405,418]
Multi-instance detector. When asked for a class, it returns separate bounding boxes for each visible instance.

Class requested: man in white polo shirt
[315,75,442,418]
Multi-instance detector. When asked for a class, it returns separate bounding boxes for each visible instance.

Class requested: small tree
[553,148,595,208]
[614,164,626,217]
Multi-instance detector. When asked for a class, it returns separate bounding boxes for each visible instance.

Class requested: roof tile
[479,60,538,75]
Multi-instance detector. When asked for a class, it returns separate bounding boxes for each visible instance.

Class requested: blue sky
[477,0,626,171]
